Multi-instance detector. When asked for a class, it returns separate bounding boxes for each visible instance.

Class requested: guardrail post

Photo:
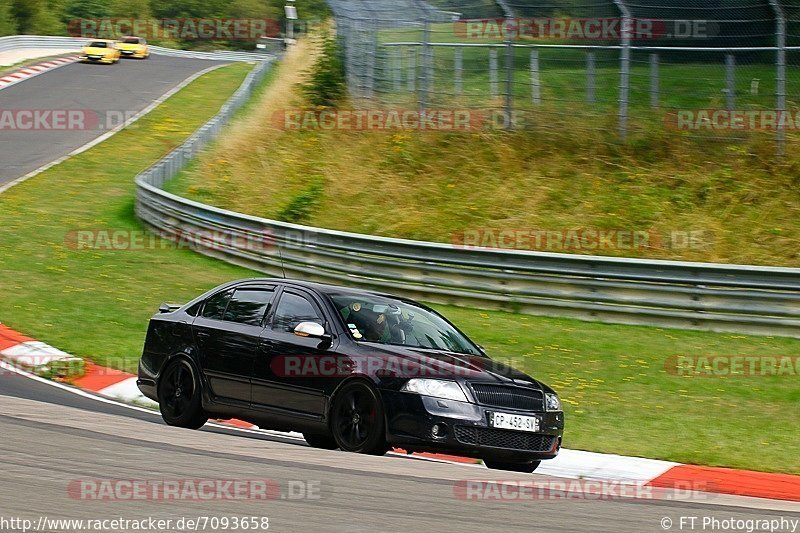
[530,49,541,105]
[586,52,596,103]
[725,54,736,111]
[650,53,659,108]
[490,48,499,98]
[454,47,463,96]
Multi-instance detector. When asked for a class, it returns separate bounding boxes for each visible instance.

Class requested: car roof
[231,278,407,301]
[87,39,115,43]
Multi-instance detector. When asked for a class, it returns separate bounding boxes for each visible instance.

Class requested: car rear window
[122,38,140,44]
[223,288,274,326]
[89,41,108,48]
[202,290,232,320]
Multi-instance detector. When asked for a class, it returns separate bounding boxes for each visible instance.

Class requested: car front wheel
[484,459,541,473]
[158,359,208,429]
[330,381,388,455]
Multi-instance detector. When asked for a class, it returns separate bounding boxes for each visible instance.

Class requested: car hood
[117,43,144,51]
[353,343,548,391]
[83,47,114,55]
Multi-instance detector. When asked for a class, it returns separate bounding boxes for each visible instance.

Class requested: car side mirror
[293,322,332,349]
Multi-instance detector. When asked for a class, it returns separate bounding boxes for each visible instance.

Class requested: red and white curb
[1,322,799,502]
[0,323,82,371]
[0,56,79,91]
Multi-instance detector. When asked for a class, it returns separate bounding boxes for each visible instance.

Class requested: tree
[108,0,151,19]
[0,0,16,35]
[12,0,64,34]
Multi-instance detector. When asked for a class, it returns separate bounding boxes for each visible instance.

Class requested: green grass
[0,44,798,474]
[440,305,800,473]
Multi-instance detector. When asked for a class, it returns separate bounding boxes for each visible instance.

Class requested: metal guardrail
[133,57,800,338]
[0,35,273,62]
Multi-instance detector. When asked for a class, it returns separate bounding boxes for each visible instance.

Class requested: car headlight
[402,379,468,402]
[545,393,561,411]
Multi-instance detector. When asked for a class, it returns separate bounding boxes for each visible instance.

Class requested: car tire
[330,381,388,455]
[303,433,339,450]
[158,358,208,430]
[484,459,542,473]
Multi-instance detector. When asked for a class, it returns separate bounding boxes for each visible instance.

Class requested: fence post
[454,47,463,96]
[650,53,659,108]
[530,48,541,104]
[769,0,786,157]
[495,0,516,127]
[504,41,514,126]
[393,46,402,91]
[426,39,434,96]
[420,19,431,112]
[366,23,377,99]
[586,52,596,103]
[490,48,499,98]
[613,0,631,139]
[725,54,736,111]
[408,47,416,92]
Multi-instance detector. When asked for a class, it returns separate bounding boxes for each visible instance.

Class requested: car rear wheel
[330,381,387,455]
[158,359,208,429]
[303,433,339,450]
[484,459,541,473]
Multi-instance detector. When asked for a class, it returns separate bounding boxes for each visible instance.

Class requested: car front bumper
[82,56,116,64]
[381,389,564,462]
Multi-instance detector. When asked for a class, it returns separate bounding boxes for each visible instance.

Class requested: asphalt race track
[0,55,226,184]
[0,53,798,533]
[1,368,798,533]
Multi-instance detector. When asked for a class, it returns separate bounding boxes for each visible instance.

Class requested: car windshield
[329,293,481,355]
[88,41,107,48]
[122,38,140,44]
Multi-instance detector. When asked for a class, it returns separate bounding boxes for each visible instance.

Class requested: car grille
[470,383,544,411]
[455,426,556,452]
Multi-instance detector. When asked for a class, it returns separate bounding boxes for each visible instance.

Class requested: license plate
[89,55,101,59]
[122,51,133,54]
[489,412,540,433]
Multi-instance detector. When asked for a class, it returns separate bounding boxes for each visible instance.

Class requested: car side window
[272,292,323,332]
[223,288,274,327]
[202,290,232,320]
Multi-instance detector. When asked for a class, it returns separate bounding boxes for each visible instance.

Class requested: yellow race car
[80,39,121,64]
[116,36,150,59]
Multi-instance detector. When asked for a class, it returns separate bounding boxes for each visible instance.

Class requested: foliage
[299,31,345,107]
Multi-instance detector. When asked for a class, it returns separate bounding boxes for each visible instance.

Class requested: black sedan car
[138,279,564,472]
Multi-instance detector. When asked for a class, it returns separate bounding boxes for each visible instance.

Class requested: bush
[300,31,346,108]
